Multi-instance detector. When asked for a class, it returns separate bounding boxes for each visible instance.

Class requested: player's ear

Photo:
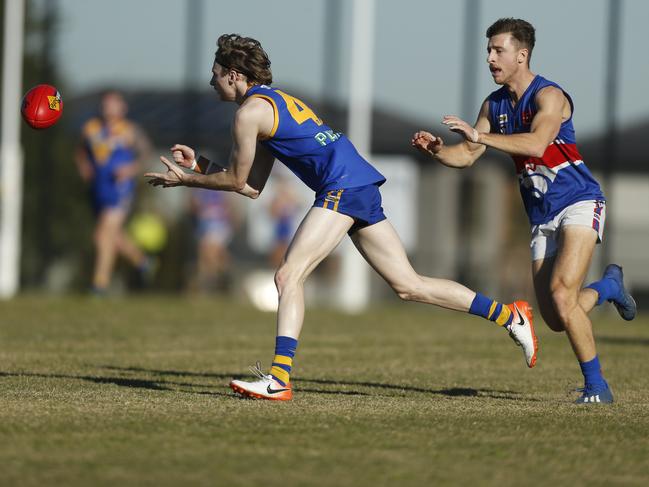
[518,48,528,65]
[235,71,248,84]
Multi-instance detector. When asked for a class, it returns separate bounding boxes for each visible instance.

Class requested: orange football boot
[506,301,538,368]
[230,362,293,401]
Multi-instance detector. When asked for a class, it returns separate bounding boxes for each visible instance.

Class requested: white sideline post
[0,0,25,299]
[336,0,376,313]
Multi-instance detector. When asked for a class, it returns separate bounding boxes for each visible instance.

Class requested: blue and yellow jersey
[82,118,138,169]
[81,117,139,209]
[244,85,385,194]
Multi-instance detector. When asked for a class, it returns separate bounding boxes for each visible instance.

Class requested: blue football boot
[603,264,637,321]
[575,385,614,404]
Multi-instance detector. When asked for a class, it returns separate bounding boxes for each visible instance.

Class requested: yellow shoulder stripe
[249,94,279,139]
[83,118,102,137]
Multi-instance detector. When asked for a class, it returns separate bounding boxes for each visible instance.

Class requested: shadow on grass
[101,366,532,401]
[1,367,534,401]
[598,336,649,347]
[0,371,230,397]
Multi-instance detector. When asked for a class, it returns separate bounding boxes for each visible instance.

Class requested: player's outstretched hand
[144,156,188,188]
[411,130,444,157]
[170,144,196,169]
[442,116,480,143]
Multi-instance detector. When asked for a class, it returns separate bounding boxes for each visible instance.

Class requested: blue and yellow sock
[469,292,513,327]
[270,336,298,386]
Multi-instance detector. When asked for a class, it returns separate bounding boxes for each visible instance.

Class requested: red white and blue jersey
[488,75,604,225]
[244,85,385,194]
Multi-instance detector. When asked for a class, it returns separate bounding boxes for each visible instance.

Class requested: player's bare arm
[144,97,274,194]
[132,124,153,168]
[115,124,152,182]
[244,144,275,198]
[146,143,247,196]
[411,99,490,168]
[74,142,94,183]
[470,86,566,157]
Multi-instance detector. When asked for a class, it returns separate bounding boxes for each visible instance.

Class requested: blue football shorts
[92,179,135,215]
[313,183,386,235]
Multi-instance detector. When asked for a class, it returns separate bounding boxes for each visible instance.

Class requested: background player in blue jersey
[412,18,637,404]
[76,90,153,294]
[189,188,236,293]
[145,34,538,401]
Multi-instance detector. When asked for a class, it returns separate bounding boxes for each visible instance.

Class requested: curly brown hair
[214,34,273,85]
[486,18,536,63]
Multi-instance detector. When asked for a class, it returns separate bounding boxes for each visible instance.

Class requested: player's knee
[393,279,422,302]
[396,289,413,301]
[93,227,109,247]
[274,264,301,295]
[550,283,578,320]
[274,267,287,293]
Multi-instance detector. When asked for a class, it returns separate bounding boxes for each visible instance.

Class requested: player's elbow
[529,145,546,158]
[229,172,247,192]
[528,135,551,158]
[463,157,477,168]
[462,144,485,167]
[461,152,479,168]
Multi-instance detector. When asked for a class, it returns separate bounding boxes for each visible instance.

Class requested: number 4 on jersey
[276,90,323,126]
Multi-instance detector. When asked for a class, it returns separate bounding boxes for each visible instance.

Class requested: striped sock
[469,292,514,327]
[270,336,298,386]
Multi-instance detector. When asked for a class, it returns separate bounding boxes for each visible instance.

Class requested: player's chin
[215,90,233,102]
[491,73,505,85]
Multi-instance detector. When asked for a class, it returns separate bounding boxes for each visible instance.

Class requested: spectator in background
[75,90,152,294]
[267,173,301,268]
[189,187,236,293]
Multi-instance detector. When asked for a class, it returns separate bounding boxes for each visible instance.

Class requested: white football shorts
[530,199,606,261]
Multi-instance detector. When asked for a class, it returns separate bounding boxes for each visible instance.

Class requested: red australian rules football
[21,84,63,129]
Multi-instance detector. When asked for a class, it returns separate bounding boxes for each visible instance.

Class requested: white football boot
[229,362,293,401]
[506,301,538,368]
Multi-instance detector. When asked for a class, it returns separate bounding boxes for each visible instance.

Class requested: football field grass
[1,296,648,486]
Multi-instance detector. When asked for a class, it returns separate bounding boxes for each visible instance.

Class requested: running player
[412,18,636,404]
[145,33,538,401]
[75,90,153,294]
